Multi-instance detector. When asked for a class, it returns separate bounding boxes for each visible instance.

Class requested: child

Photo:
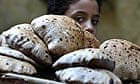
[47,0,102,35]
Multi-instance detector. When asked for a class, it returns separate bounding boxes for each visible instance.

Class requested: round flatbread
[0,46,38,67]
[53,48,115,71]
[1,24,52,66]
[99,39,140,80]
[84,31,100,48]
[0,55,36,75]
[55,67,122,84]
[31,15,85,59]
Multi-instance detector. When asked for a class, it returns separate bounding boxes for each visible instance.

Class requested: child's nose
[84,21,96,35]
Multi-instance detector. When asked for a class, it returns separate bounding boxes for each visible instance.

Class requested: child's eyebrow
[72,11,99,16]
[94,15,100,18]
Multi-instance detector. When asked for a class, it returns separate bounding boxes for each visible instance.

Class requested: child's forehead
[67,0,99,14]
[69,0,98,9]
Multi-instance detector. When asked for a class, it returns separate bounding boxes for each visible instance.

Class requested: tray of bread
[0,15,139,84]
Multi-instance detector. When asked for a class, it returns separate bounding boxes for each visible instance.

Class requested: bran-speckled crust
[99,39,140,80]
[55,67,122,84]
[0,46,38,67]
[84,31,100,48]
[53,48,115,71]
[1,24,52,66]
[0,55,37,75]
[31,15,85,59]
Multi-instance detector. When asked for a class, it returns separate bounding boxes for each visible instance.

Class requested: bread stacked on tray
[0,15,99,75]
[30,15,122,83]
[0,15,139,83]
[1,24,52,66]
[31,15,100,60]
[53,38,140,83]
[53,48,122,84]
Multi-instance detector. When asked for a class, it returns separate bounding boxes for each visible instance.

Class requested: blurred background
[0,0,139,45]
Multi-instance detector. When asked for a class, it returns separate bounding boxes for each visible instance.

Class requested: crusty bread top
[100,39,140,65]
[53,48,115,71]
[0,46,38,66]
[84,31,100,48]
[55,67,122,84]
[99,39,140,80]
[0,55,37,75]
[1,24,52,66]
[31,15,85,58]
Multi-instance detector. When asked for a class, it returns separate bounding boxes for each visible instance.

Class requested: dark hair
[47,0,102,15]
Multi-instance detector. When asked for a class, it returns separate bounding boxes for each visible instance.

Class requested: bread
[31,15,85,59]
[84,31,100,48]
[100,70,122,84]
[99,39,140,80]
[1,24,52,66]
[53,48,115,71]
[0,55,36,75]
[55,67,122,84]
[0,46,38,67]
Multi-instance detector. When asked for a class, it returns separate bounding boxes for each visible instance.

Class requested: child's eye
[74,16,85,23]
[91,19,99,26]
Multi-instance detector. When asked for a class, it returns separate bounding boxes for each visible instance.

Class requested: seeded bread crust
[55,67,122,84]
[0,55,37,75]
[0,46,38,67]
[84,31,100,48]
[53,48,115,71]
[1,24,52,66]
[99,39,140,80]
[31,15,85,59]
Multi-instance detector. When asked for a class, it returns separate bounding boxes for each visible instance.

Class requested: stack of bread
[0,15,139,84]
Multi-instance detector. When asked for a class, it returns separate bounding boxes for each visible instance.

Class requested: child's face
[65,0,99,35]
